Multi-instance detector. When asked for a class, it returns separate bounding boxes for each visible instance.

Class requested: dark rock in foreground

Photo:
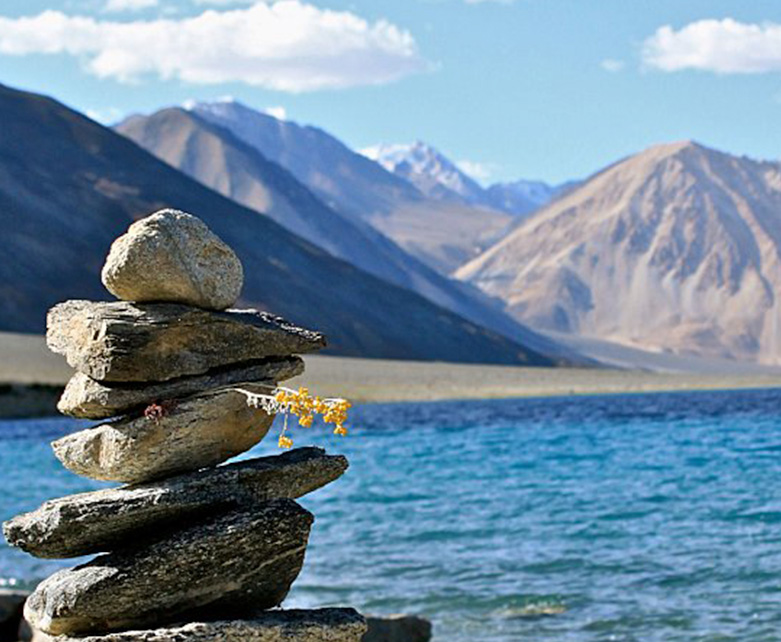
[0,589,29,641]
[363,615,432,642]
[29,608,366,642]
[52,383,275,483]
[25,500,313,636]
[4,448,346,559]
[58,357,303,419]
[47,300,325,383]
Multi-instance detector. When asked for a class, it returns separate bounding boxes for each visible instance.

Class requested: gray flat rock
[24,500,313,636]
[30,609,366,642]
[102,210,243,311]
[52,383,276,483]
[47,300,325,382]
[58,357,303,419]
[4,448,347,559]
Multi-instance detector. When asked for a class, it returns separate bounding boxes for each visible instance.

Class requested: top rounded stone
[101,210,243,310]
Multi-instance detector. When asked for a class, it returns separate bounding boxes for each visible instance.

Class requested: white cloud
[104,0,158,12]
[193,0,255,5]
[456,159,493,182]
[0,2,428,92]
[264,105,287,120]
[600,58,625,73]
[86,106,124,124]
[644,18,781,74]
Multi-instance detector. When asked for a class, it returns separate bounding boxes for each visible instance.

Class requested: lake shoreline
[3,343,781,417]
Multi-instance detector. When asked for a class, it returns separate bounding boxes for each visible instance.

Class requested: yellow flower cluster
[278,434,294,449]
[272,386,352,448]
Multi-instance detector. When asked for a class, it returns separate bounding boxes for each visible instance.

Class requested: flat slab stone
[25,500,313,636]
[102,210,244,311]
[47,300,325,382]
[4,448,347,559]
[58,357,303,419]
[52,383,276,483]
[30,609,366,642]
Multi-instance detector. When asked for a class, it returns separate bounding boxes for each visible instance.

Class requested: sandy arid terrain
[3,333,781,410]
[289,355,781,402]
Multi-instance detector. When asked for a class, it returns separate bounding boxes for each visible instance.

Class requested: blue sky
[1,0,781,184]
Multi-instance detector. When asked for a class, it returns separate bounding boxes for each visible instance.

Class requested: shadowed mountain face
[0,83,555,366]
[457,141,781,364]
[186,100,511,274]
[115,107,576,365]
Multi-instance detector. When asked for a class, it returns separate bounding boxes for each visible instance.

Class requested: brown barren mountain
[458,141,781,364]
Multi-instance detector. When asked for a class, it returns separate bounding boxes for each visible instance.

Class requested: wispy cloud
[192,0,255,5]
[86,106,124,124]
[600,58,625,73]
[264,106,287,120]
[644,18,781,73]
[456,159,494,182]
[104,0,158,12]
[0,2,429,92]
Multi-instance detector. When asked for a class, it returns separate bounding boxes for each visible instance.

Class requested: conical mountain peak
[458,141,781,365]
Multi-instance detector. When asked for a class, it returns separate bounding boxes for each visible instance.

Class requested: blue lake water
[3,389,781,641]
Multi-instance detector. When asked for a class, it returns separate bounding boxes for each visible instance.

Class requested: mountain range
[114,106,573,363]
[6,81,781,368]
[457,141,781,365]
[182,100,513,274]
[362,140,563,218]
[0,83,556,366]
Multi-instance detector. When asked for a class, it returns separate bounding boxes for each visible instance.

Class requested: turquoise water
[3,390,781,641]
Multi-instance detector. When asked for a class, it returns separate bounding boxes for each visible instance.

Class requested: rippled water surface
[4,389,781,641]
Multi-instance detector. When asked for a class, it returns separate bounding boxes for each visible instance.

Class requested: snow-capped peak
[360,140,486,203]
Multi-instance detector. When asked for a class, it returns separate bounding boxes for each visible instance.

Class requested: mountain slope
[187,100,511,273]
[115,107,575,364]
[0,82,555,366]
[457,141,781,364]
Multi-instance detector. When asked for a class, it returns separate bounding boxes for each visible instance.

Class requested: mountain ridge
[361,139,565,218]
[457,139,781,364]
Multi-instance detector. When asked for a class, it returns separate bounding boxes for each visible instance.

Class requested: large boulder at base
[4,448,347,559]
[101,210,243,311]
[58,357,303,419]
[47,300,325,383]
[52,383,275,483]
[28,609,366,642]
[363,615,432,642]
[24,500,313,636]
[0,589,28,641]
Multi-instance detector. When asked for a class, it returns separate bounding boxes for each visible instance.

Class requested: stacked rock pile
[2,210,367,642]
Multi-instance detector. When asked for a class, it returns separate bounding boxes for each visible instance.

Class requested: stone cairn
[2,210,367,642]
